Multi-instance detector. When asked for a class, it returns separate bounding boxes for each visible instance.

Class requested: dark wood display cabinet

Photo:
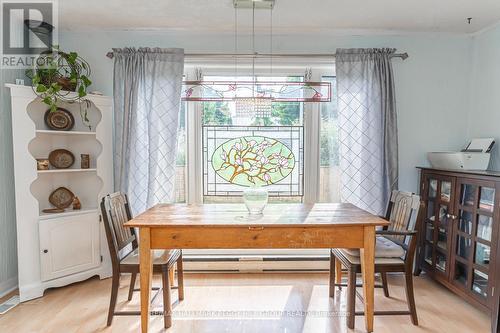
[416,167,500,332]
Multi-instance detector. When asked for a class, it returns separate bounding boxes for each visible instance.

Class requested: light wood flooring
[0,272,489,333]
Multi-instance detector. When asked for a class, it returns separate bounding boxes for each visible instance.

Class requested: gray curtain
[336,48,398,215]
[113,47,184,214]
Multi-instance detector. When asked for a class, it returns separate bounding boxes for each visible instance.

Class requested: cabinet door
[421,173,455,279]
[451,178,498,307]
[39,213,100,281]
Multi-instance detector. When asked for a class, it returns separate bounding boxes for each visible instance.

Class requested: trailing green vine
[26,46,93,129]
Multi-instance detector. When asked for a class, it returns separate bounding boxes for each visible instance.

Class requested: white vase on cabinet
[6,84,113,302]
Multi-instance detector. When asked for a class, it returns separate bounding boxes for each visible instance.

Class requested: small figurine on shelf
[81,154,90,169]
[36,158,49,170]
[72,196,82,210]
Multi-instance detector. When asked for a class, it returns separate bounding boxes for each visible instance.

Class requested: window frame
[183,61,335,205]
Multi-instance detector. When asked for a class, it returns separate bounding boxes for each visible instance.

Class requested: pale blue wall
[0,69,20,295]
[468,24,500,170]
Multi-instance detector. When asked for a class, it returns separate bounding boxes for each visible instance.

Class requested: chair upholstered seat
[334,248,404,265]
[121,249,181,267]
[342,236,405,259]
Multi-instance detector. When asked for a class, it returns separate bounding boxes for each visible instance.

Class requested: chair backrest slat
[385,190,421,248]
[101,192,136,266]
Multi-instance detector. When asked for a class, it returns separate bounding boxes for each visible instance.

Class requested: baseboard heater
[182,255,330,273]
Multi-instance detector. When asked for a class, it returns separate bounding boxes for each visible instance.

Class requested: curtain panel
[335,48,399,215]
[113,47,184,214]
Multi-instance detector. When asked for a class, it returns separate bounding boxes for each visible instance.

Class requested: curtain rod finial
[106,52,114,59]
[401,52,409,60]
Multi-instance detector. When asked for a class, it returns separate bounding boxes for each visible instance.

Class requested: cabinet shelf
[39,208,98,221]
[37,168,97,174]
[36,130,96,136]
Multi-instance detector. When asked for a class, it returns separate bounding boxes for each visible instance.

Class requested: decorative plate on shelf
[48,149,75,169]
[48,187,75,209]
[44,108,74,131]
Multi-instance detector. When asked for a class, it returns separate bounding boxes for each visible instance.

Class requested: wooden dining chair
[100,192,184,328]
[329,190,423,329]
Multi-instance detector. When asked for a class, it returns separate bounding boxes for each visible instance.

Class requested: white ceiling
[59,0,500,34]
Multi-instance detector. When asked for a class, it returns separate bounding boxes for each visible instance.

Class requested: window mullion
[186,68,203,204]
[303,69,321,203]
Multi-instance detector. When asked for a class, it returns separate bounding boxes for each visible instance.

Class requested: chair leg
[107,274,120,326]
[329,251,335,297]
[346,268,356,329]
[177,253,185,301]
[162,268,173,328]
[128,273,137,301]
[381,272,390,297]
[169,266,175,287]
[404,268,418,325]
[335,257,342,289]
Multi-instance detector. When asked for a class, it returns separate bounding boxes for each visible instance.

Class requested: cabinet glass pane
[440,181,451,202]
[460,184,476,207]
[436,251,446,272]
[454,261,468,286]
[477,215,493,241]
[425,223,434,242]
[429,179,437,198]
[478,187,495,212]
[437,205,448,250]
[427,201,435,222]
[472,270,488,298]
[458,210,473,234]
[475,243,491,267]
[439,205,449,225]
[424,243,433,266]
[437,227,447,251]
[456,235,472,259]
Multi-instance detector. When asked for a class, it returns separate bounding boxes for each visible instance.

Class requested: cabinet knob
[43,249,48,254]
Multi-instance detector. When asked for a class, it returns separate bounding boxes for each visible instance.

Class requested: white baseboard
[0,277,18,298]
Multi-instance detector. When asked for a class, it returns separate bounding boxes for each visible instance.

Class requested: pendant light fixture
[181,0,331,104]
[234,0,272,119]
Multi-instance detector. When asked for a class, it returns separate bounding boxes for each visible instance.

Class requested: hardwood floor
[0,272,489,333]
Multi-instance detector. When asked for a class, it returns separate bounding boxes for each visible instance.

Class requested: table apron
[148,225,366,249]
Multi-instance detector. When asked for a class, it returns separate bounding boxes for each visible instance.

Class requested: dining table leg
[360,226,375,333]
[139,227,153,333]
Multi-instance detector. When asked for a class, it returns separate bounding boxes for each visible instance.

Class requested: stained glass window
[203,125,303,197]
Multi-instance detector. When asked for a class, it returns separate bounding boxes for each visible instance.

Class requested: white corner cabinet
[6,84,113,302]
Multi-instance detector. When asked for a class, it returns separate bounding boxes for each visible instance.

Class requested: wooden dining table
[125,203,389,333]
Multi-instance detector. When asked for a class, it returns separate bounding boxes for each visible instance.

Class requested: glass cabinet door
[422,175,454,277]
[452,179,496,304]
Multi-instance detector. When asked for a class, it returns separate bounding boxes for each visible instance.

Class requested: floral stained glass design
[203,126,303,197]
[212,136,295,187]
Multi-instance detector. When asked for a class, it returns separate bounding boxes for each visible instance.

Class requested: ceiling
[59,0,500,34]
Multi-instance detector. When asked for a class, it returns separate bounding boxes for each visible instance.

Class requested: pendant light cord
[252,2,255,98]
[234,4,238,80]
[270,4,273,77]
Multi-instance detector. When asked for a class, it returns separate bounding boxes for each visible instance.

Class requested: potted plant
[26,47,93,129]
